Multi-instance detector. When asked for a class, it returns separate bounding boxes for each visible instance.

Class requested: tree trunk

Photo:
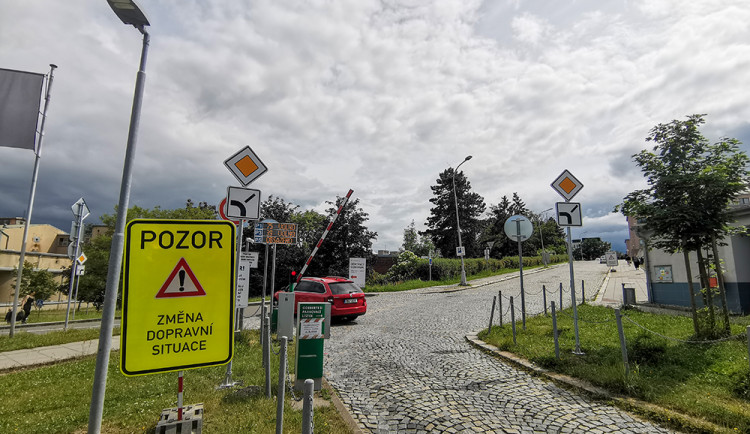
[683,249,700,336]
[712,236,731,335]
[696,248,715,332]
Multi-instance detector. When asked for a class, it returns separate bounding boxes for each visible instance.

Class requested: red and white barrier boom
[296,189,354,284]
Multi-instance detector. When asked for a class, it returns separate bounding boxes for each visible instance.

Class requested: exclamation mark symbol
[179,270,186,291]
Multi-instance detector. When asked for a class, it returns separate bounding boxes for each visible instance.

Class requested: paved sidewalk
[592,260,649,306]
[0,336,120,371]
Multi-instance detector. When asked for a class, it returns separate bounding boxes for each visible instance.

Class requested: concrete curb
[465,331,730,434]
[322,377,364,434]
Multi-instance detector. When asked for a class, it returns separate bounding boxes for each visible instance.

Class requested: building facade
[0,223,71,304]
[630,206,750,314]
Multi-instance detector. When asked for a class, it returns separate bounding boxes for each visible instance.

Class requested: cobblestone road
[324,261,676,433]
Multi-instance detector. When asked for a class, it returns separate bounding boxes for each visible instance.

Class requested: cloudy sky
[2,0,750,254]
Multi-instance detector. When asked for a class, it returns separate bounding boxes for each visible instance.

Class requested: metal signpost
[220,145,268,388]
[504,215,533,329]
[65,198,89,330]
[71,252,88,321]
[120,220,235,376]
[551,169,584,354]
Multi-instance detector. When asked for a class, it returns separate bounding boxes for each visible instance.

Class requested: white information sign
[236,253,253,308]
[556,202,583,227]
[244,251,259,268]
[503,215,533,242]
[605,251,618,267]
[349,258,366,288]
[226,186,261,220]
[299,320,323,339]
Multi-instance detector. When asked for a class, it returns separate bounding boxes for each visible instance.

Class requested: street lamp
[538,208,553,266]
[89,2,150,433]
[452,155,472,286]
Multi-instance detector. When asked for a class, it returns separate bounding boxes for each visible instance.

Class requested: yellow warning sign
[121,219,236,376]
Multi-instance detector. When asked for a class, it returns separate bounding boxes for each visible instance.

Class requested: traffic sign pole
[516,219,526,329]
[552,170,584,355]
[65,199,87,331]
[567,226,583,354]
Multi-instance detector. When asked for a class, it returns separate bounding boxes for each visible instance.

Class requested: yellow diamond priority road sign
[224,146,268,186]
[121,220,236,376]
[551,169,583,201]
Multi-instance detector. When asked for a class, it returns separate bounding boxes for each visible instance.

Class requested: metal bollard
[275,337,288,434]
[265,315,272,398]
[615,309,629,376]
[747,326,750,372]
[542,285,547,316]
[498,291,503,327]
[559,282,563,309]
[301,379,315,434]
[488,296,496,333]
[581,280,586,303]
[510,296,517,345]
[551,302,559,360]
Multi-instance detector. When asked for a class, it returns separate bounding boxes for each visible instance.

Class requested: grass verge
[0,330,352,434]
[0,327,120,353]
[479,304,750,432]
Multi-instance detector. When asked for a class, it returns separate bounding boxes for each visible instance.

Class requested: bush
[366,254,568,286]
[628,333,667,365]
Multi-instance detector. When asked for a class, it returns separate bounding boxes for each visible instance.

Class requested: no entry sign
[121,219,236,376]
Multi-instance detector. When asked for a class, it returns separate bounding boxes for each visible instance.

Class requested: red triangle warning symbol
[155,258,207,298]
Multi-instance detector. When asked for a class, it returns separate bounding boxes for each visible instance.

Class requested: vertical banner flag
[0,68,44,150]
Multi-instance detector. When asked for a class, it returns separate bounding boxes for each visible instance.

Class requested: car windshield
[329,282,363,295]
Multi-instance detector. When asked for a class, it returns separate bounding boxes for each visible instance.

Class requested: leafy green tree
[13,261,58,301]
[308,197,377,277]
[573,238,611,260]
[619,114,750,337]
[423,168,486,258]
[246,196,326,295]
[402,220,434,257]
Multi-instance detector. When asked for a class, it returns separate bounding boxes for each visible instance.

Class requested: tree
[573,238,611,260]
[423,168,486,258]
[13,261,58,301]
[619,114,750,338]
[246,196,326,295]
[402,220,434,257]
[308,197,377,277]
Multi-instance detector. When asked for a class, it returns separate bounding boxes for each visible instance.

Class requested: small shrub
[629,333,667,365]
[731,371,750,400]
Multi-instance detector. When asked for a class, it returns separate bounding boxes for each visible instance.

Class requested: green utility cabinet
[295,302,326,391]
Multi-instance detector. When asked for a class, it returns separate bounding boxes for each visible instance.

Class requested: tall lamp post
[89,2,150,433]
[452,155,472,286]
[538,207,553,266]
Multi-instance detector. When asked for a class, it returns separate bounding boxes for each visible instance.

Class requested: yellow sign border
[121,219,236,376]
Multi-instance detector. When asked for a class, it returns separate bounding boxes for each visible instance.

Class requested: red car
[274,276,367,321]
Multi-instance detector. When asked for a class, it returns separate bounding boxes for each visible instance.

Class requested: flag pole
[9,64,57,338]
